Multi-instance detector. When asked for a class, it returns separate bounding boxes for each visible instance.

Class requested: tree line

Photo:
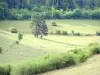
[0,0,100,20]
[0,0,100,10]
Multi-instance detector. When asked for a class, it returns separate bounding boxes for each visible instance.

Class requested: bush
[10,27,18,33]
[52,22,57,26]
[74,33,81,36]
[73,9,82,19]
[18,33,23,41]
[0,65,11,75]
[21,14,31,20]
[71,48,89,62]
[15,40,19,44]
[64,12,74,19]
[62,31,68,35]
[56,30,61,35]
[0,47,2,54]
[96,31,100,36]
[88,45,100,54]
[71,30,74,35]
[82,10,91,19]
[11,43,100,75]
[92,9,100,19]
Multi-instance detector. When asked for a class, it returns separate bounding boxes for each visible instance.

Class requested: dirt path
[40,55,100,75]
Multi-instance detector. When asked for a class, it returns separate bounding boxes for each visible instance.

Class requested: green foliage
[0,65,11,75]
[30,13,48,38]
[88,44,100,54]
[11,53,76,75]
[74,33,81,36]
[92,9,100,19]
[10,27,18,33]
[0,1,100,20]
[0,2,11,20]
[15,40,19,44]
[77,50,89,62]
[0,47,2,54]
[62,31,68,35]
[73,9,82,19]
[18,33,23,41]
[56,30,61,35]
[52,22,57,26]
[2,43,100,75]
[96,31,100,36]
[64,11,74,19]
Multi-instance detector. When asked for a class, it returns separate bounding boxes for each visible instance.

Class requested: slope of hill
[0,30,46,64]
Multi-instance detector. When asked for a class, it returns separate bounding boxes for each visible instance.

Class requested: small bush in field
[71,30,74,35]
[0,47,2,54]
[10,27,18,33]
[62,31,68,35]
[52,22,57,26]
[15,40,19,44]
[56,30,61,35]
[74,33,81,36]
[18,33,23,41]
[96,31,100,36]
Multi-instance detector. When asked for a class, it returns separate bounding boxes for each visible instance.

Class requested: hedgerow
[1,43,100,75]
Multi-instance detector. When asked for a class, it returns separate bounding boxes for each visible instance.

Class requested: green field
[0,19,100,64]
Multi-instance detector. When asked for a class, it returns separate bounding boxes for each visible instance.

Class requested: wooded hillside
[0,0,100,20]
[0,0,100,9]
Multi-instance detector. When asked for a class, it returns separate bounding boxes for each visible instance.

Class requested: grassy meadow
[0,19,100,64]
[0,19,100,75]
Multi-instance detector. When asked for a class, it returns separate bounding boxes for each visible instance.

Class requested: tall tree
[30,13,48,38]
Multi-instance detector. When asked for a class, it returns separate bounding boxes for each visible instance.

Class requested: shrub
[15,40,19,44]
[50,31,54,35]
[10,27,18,33]
[11,43,100,75]
[71,48,89,63]
[52,22,57,26]
[0,47,2,54]
[53,10,62,19]
[82,10,91,19]
[21,14,31,20]
[62,31,68,35]
[73,9,82,19]
[96,31,100,36]
[92,9,100,19]
[56,30,61,35]
[0,65,11,75]
[71,48,81,54]
[88,45,100,54]
[71,30,74,35]
[78,51,88,63]
[18,33,23,41]
[74,33,81,36]
[64,12,74,19]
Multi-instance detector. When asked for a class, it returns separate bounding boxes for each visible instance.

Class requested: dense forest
[0,0,100,20]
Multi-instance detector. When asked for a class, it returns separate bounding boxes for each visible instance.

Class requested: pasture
[0,19,100,64]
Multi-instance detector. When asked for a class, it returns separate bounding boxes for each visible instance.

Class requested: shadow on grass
[42,38,84,47]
